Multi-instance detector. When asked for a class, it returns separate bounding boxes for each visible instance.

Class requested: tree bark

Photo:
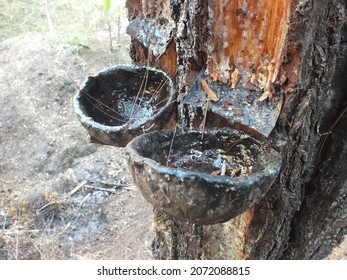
[126,0,347,259]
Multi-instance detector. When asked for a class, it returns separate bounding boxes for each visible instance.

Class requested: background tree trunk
[44,0,54,35]
[126,0,347,259]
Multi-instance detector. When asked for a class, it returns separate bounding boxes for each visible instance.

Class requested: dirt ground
[0,32,346,260]
[0,32,153,260]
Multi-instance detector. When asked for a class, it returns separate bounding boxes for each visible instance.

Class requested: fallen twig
[37,202,56,213]
[84,185,117,193]
[79,193,91,206]
[67,180,87,197]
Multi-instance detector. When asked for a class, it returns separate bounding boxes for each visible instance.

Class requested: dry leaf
[231,68,240,89]
[201,79,219,102]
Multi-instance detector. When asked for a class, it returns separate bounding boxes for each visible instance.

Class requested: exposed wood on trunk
[126,0,177,76]
[208,0,291,99]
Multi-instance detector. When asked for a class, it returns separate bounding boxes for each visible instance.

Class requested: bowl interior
[136,129,270,178]
[78,66,172,127]
[127,128,282,223]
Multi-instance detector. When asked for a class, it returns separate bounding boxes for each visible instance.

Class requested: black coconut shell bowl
[73,65,176,147]
[126,128,282,224]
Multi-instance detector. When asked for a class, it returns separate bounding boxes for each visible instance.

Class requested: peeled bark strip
[126,0,347,259]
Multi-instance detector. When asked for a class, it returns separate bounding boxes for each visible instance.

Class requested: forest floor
[0,32,154,260]
[0,0,346,260]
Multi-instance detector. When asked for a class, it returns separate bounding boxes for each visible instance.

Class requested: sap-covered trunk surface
[126,0,347,259]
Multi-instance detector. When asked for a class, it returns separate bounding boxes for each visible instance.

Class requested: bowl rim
[126,128,282,187]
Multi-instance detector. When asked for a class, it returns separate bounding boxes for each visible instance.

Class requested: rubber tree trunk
[125,0,347,259]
